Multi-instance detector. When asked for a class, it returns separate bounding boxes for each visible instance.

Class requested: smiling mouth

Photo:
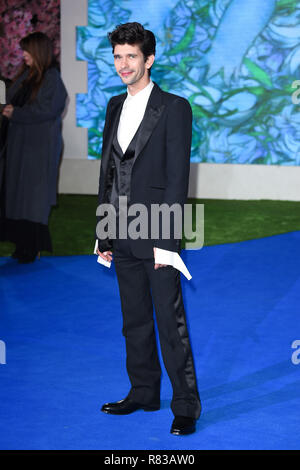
[120,71,133,77]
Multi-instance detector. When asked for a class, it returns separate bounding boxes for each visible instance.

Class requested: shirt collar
[126,80,154,103]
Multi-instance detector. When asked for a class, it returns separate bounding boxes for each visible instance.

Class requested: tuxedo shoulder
[160,89,191,109]
[109,92,127,105]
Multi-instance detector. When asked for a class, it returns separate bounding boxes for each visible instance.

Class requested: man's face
[113,43,153,87]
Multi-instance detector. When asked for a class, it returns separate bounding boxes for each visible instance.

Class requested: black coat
[0,67,67,225]
[97,82,192,258]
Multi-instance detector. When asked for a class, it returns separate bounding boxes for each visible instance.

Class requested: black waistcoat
[109,122,141,215]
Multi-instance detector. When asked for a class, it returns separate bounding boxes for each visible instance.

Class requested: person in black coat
[95,23,201,436]
[0,32,67,263]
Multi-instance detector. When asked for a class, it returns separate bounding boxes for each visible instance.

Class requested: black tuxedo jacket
[97,82,192,259]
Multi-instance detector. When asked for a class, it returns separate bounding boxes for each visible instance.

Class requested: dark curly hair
[108,22,156,75]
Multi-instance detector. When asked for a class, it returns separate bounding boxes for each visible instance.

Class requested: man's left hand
[153,247,167,270]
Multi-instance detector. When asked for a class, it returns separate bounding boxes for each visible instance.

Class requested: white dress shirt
[96,80,192,280]
[117,80,154,153]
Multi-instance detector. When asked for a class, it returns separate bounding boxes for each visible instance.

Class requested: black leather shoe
[170,416,196,435]
[101,397,160,415]
[17,249,38,264]
[11,247,25,260]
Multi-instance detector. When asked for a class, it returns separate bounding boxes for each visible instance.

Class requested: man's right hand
[96,249,113,262]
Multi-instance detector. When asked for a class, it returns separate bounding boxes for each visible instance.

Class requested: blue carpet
[0,232,300,450]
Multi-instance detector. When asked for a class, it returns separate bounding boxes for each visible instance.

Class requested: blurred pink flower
[0,0,60,79]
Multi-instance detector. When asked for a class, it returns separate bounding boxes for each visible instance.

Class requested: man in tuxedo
[96,22,201,435]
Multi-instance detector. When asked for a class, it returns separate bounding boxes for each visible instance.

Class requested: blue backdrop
[76,0,300,164]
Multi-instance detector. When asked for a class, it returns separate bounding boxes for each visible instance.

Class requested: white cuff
[154,247,192,280]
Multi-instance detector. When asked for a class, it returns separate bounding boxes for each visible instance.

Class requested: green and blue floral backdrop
[77,0,300,164]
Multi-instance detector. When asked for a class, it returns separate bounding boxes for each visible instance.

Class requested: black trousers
[113,238,201,419]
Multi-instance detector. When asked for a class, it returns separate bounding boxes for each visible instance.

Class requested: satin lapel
[101,96,125,173]
[134,84,165,163]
